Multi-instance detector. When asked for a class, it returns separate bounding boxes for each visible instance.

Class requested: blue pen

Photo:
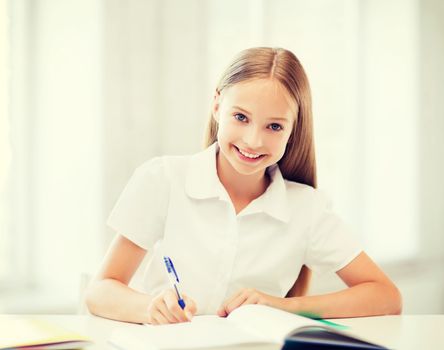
[163,256,186,309]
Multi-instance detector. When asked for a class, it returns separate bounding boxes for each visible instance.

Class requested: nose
[242,125,263,149]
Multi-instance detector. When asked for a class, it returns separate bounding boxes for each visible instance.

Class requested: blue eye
[269,123,283,131]
[234,113,247,122]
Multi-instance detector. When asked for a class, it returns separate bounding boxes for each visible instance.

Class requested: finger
[182,295,197,314]
[243,293,260,305]
[224,291,249,315]
[219,293,261,317]
[157,298,180,323]
[217,290,243,316]
[217,309,227,317]
[151,291,180,323]
[164,290,189,322]
[183,301,196,321]
[182,296,197,320]
[184,309,193,321]
[151,309,170,325]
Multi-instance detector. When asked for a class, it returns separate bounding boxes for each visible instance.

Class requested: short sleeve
[304,191,362,274]
[106,157,169,250]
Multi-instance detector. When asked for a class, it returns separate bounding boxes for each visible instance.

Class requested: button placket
[206,202,239,313]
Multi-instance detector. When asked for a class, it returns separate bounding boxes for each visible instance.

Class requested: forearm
[85,278,152,324]
[281,282,402,319]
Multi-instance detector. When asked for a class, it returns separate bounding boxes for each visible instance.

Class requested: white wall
[419,0,444,261]
[101,0,443,314]
[2,0,443,314]
[1,0,103,312]
[357,0,419,261]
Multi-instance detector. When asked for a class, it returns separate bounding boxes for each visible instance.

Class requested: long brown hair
[203,46,317,188]
[203,47,315,296]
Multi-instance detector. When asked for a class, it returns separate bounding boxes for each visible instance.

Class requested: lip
[233,145,265,163]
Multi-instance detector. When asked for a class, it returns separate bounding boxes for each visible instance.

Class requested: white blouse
[107,143,362,315]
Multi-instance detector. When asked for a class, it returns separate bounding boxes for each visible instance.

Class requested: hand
[146,289,197,325]
[217,288,282,317]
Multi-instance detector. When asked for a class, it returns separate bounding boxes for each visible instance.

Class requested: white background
[0,0,443,314]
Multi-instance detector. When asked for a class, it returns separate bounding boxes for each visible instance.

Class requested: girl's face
[213,78,297,178]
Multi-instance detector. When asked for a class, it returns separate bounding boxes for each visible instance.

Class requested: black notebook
[284,328,386,349]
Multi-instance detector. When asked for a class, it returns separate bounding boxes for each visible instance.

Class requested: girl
[86,47,402,325]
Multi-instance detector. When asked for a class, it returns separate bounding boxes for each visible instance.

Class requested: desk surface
[2,314,443,350]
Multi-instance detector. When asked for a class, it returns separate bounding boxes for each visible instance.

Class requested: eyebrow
[232,106,291,122]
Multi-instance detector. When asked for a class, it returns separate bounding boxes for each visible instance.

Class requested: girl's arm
[285,252,402,318]
[85,234,153,323]
[86,234,197,324]
[218,252,402,318]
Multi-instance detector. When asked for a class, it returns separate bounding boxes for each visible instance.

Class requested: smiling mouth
[234,145,265,160]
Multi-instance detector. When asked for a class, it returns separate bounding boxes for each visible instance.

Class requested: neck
[216,151,270,201]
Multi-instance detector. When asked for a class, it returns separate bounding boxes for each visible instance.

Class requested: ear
[212,89,221,122]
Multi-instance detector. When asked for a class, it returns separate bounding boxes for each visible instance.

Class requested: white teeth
[238,148,261,159]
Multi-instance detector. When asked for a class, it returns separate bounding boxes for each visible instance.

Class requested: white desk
[2,314,443,350]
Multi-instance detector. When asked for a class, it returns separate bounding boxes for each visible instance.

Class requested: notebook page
[109,315,273,350]
[227,304,322,344]
[0,318,91,349]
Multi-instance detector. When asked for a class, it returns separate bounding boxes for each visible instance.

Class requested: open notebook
[0,317,92,350]
[109,304,387,350]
